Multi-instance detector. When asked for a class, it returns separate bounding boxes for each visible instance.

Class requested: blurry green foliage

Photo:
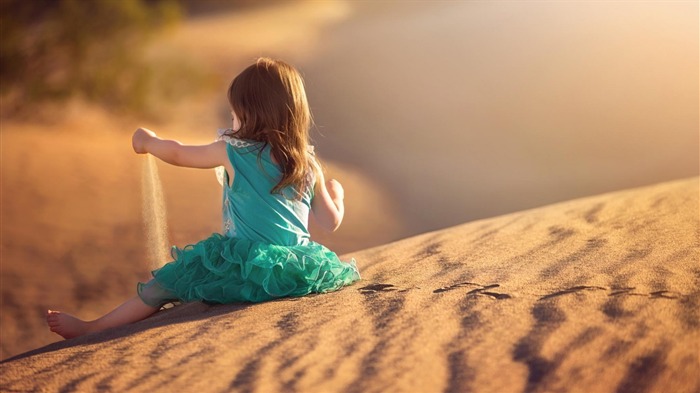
[0,0,184,116]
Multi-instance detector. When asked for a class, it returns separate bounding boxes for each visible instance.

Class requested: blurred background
[1,0,698,359]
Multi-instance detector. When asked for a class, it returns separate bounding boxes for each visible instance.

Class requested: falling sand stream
[141,155,171,269]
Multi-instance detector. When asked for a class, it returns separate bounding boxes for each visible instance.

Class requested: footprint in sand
[433,282,481,294]
[539,286,607,300]
[608,287,639,297]
[433,282,512,299]
[649,290,682,299]
[539,286,685,301]
[358,283,413,294]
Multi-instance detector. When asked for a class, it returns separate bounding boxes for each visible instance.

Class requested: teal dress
[137,135,360,307]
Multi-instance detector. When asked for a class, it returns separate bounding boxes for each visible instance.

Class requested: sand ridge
[1,178,697,392]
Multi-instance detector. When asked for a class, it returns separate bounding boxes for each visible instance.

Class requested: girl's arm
[311,164,345,232]
[133,127,229,169]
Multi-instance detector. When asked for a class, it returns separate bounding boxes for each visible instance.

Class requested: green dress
[137,135,360,307]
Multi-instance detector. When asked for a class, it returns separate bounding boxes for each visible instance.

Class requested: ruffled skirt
[137,233,360,307]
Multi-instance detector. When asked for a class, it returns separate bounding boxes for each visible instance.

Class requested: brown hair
[227,58,315,198]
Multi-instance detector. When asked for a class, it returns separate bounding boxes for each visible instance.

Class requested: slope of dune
[0,110,402,360]
[1,177,697,393]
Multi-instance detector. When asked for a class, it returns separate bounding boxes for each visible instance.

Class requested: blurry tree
[0,0,182,116]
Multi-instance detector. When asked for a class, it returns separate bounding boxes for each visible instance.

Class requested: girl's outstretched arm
[311,166,345,232]
[133,127,229,170]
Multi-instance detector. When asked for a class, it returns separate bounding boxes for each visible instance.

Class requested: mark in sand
[358,283,417,295]
[608,287,638,297]
[539,286,607,300]
[649,290,681,299]
[434,282,482,294]
[434,282,512,299]
[539,286,684,300]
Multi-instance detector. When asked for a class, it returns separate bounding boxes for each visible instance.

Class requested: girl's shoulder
[217,129,258,149]
[216,128,316,155]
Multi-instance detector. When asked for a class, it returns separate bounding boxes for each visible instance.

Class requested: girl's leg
[47,296,158,339]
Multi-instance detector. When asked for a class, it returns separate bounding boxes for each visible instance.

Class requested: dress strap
[217,128,316,154]
[215,128,317,188]
[217,129,256,148]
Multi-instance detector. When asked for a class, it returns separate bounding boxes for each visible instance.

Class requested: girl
[47,58,360,339]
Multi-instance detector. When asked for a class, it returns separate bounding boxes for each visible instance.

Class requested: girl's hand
[311,178,345,232]
[132,128,157,154]
[326,179,345,201]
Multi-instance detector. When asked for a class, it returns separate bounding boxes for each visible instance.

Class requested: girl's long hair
[227,58,315,198]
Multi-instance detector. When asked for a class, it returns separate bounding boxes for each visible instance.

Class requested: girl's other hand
[132,127,157,154]
[326,179,344,201]
[311,177,346,232]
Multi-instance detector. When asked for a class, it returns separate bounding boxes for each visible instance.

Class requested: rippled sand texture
[2,178,697,393]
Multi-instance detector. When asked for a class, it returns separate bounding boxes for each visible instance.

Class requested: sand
[1,1,698,391]
[1,177,698,392]
[0,108,401,361]
[301,1,699,236]
[0,0,401,360]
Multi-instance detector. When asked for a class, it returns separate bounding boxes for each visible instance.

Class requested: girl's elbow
[327,214,343,232]
[327,221,341,233]
[311,203,344,232]
[318,214,342,233]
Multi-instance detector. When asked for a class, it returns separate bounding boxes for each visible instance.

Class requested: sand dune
[302,1,699,236]
[2,2,697,391]
[1,177,697,392]
[0,1,402,361]
[0,111,401,361]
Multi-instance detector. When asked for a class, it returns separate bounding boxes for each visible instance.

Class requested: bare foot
[46,310,92,339]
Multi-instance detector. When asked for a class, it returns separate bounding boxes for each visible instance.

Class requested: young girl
[47,58,360,339]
